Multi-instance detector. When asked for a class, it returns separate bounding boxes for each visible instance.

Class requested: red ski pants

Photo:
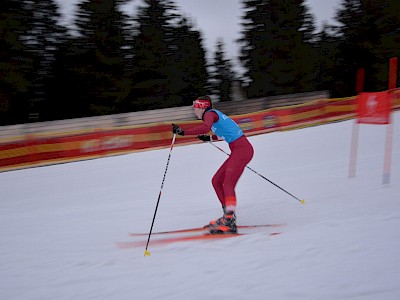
[212,136,254,211]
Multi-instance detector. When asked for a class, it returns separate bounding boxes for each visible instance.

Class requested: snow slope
[1,112,400,300]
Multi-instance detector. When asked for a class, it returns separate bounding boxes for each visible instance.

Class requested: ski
[118,232,281,248]
[117,231,282,249]
[128,224,285,236]
[118,233,246,248]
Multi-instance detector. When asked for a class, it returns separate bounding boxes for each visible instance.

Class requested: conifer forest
[1,0,399,125]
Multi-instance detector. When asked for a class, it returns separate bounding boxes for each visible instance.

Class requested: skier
[172,96,254,234]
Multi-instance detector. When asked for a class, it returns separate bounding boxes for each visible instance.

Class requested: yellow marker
[300,199,305,204]
[144,250,151,256]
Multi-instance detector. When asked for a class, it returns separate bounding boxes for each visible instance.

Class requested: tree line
[1,0,399,125]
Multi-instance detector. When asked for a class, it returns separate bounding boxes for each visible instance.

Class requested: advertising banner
[357,92,391,125]
[2,94,399,172]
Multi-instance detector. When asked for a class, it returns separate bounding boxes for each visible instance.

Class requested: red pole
[388,57,398,90]
[356,68,365,93]
[382,117,393,184]
[349,68,363,179]
[349,122,359,178]
[382,57,397,184]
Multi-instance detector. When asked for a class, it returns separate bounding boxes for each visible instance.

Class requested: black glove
[198,135,211,142]
[172,123,184,136]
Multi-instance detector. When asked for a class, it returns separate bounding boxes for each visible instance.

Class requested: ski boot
[206,211,237,234]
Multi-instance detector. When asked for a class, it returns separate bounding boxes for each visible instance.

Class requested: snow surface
[1,112,400,300]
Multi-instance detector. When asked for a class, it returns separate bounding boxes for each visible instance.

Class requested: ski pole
[144,134,176,256]
[209,141,305,204]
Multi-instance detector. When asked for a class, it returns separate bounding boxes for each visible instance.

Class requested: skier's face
[194,108,205,119]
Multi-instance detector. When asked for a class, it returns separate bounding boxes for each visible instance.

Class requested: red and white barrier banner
[357,91,391,125]
[2,94,400,172]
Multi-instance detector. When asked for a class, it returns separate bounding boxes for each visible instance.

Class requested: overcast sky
[55,0,341,70]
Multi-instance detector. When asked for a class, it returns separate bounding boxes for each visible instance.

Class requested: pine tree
[212,39,235,102]
[314,23,340,93]
[239,0,316,98]
[0,0,35,125]
[333,0,400,94]
[239,0,274,97]
[166,16,208,106]
[23,0,67,121]
[128,0,175,110]
[297,1,318,92]
[266,0,316,94]
[55,0,129,118]
[334,0,368,95]
[365,0,400,91]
